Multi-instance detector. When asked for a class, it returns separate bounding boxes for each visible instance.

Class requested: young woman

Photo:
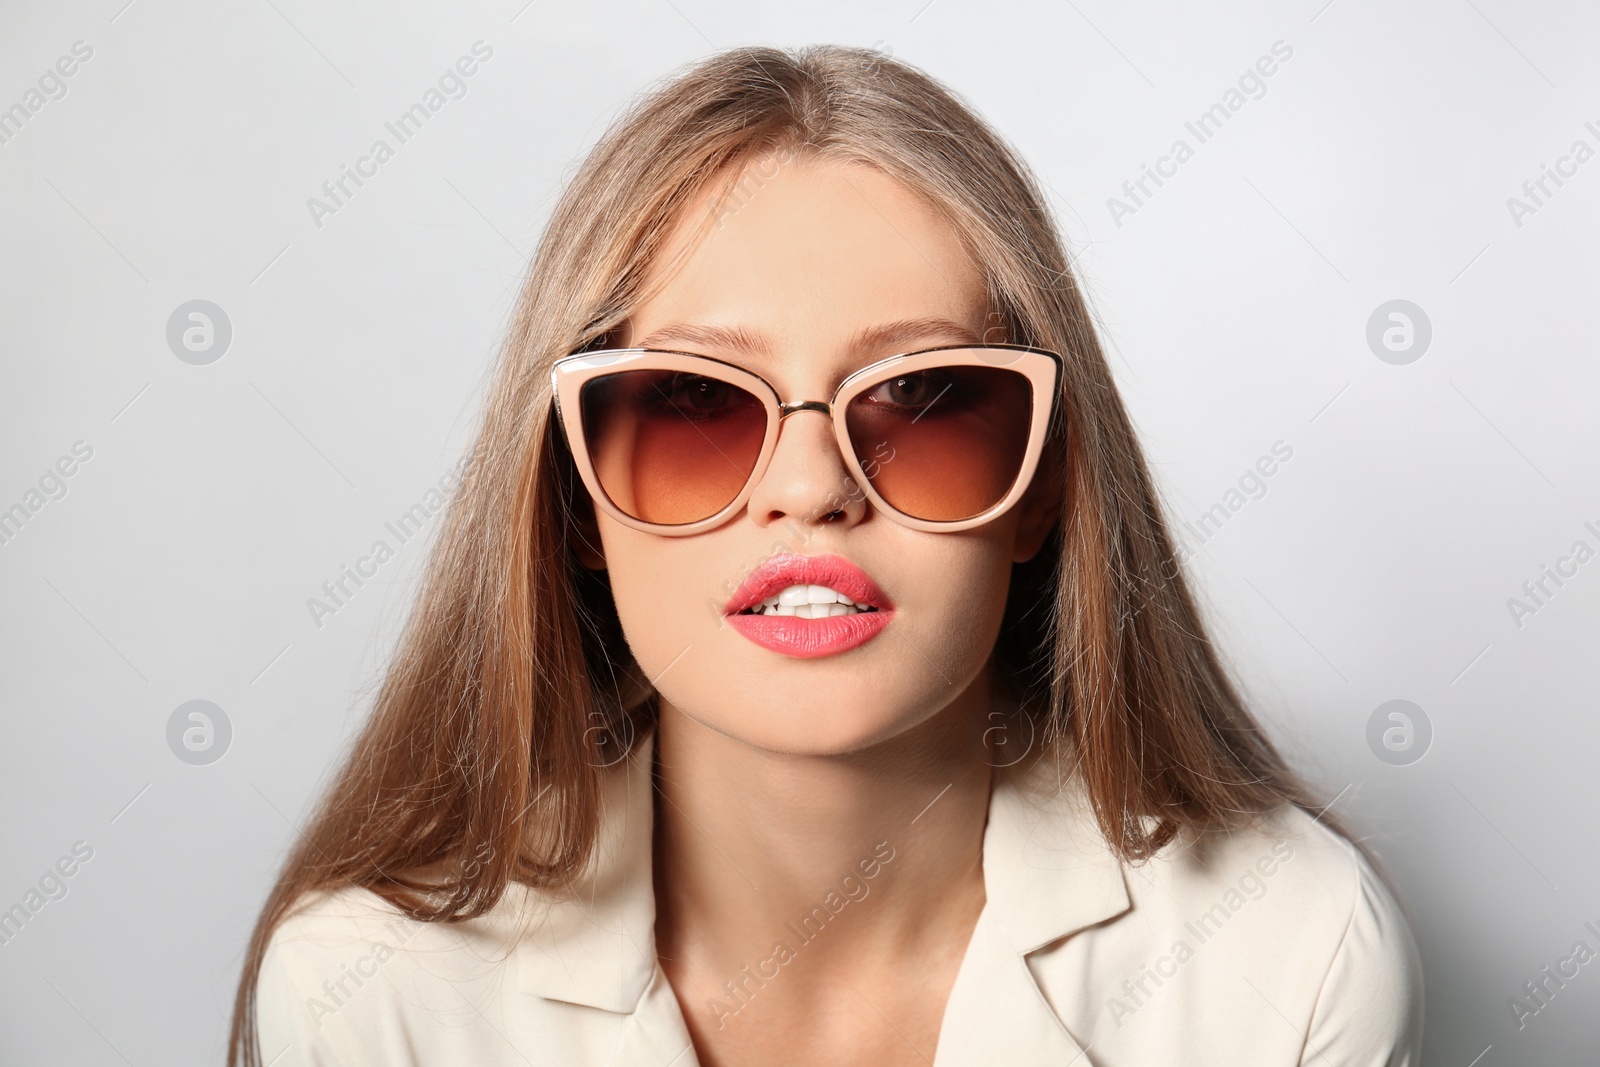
[230,44,1422,1066]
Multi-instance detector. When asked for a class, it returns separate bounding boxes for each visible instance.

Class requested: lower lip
[724,610,894,658]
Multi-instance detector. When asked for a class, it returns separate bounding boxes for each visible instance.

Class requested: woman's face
[582,152,1059,756]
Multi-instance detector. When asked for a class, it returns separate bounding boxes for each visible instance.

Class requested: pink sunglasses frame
[550,342,1063,535]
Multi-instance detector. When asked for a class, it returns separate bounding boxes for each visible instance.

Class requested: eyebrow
[633,316,985,358]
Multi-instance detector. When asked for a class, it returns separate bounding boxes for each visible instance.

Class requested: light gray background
[2,0,1596,1063]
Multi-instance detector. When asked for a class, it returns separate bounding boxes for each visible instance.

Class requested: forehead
[624,153,990,366]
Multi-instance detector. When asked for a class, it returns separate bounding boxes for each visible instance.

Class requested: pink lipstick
[723,553,895,658]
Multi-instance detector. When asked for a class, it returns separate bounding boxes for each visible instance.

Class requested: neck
[649,677,995,982]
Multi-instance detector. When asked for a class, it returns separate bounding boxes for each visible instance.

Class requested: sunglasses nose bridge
[770,399,854,478]
[747,397,866,529]
[770,397,853,476]
[777,399,833,419]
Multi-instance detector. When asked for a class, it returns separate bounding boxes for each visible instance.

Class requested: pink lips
[723,552,895,659]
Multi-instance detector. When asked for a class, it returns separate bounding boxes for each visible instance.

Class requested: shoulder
[1137,803,1396,943]
[1151,807,1422,1047]
[256,883,538,1064]
[262,883,485,981]
[1032,805,1424,1063]
[1253,809,1426,1064]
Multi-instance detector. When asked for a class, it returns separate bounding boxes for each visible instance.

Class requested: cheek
[595,518,720,669]
[892,530,1017,668]
[594,514,778,695]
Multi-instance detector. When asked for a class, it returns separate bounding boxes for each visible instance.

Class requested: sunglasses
[551,343,1063,535]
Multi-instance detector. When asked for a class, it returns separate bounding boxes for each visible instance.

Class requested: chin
[723,717,918,757]
[669,673,950,757]
[638,610,997,755]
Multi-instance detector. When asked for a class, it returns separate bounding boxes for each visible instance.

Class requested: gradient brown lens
[844,364,1034,522]
[579,369,768,525]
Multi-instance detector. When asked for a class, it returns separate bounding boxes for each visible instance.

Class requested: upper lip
[724,553,893,614]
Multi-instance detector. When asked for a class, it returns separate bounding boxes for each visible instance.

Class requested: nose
[744,408,868,530]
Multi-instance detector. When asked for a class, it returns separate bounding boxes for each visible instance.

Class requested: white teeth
[745,582,877,617]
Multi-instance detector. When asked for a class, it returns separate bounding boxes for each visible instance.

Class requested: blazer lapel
[515,733,661,1012]
[934,906,1092,1066]
[603,964,701,1067]
[930,752,1133,1064]
[513,729,705,1064]
[982,752,1131,954]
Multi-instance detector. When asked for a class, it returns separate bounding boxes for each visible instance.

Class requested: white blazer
[259,726,1423,1065]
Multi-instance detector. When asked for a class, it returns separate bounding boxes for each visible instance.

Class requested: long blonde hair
[229,43,1330,1065]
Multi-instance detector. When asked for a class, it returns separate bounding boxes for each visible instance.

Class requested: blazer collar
[513,733,660,1012]
[514,725,1130,1012]
[981,749,1132,953]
